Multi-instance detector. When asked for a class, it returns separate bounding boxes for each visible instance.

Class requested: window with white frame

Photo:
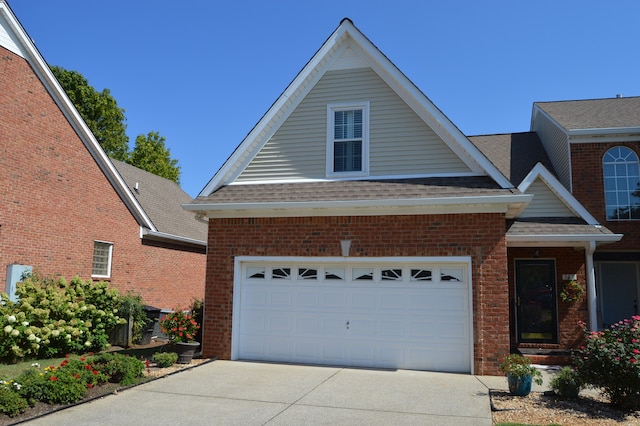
[603,146,640,220]
[91,241,113,278]
[327,102,369,176]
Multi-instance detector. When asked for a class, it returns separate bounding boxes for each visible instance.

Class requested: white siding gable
[531,106,571,190]
[237,67,470,182]
[519,177,576,218]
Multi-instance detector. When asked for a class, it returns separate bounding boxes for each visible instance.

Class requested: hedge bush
[0,275,126,362]
[574,316,640,409]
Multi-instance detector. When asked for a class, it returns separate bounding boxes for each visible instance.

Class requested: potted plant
[160,308,201,364]
[499,354,543,396]
[560,280,585,304]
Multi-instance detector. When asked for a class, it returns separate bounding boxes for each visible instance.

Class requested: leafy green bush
[550,366,582,398]
[90,353,145,386]
[152,352,178,368]
[117,292,150,344]
[0,274,126,362]
[16,364,88,405]
[574,316,640,408]
[0,379,28,417]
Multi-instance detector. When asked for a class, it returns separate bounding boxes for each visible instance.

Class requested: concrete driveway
[24,361,501,425]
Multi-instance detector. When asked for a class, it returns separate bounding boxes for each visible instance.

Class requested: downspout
[585,241,598,331]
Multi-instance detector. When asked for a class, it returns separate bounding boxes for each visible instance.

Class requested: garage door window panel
[247,267,266,279]
[411,268,433,282]
[272,268,291,280]
[440,268,463,283]
[381,268,403,281]
[297,268,318,280]
[353,267,374,281]
[325,268,345,280]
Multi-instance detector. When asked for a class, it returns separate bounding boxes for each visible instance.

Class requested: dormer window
[604,146,640,220]
[327,102,369,177]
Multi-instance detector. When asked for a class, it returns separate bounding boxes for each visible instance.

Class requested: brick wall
[508,247,587,350]
[571,142,640,251]
[0,47,204,310]
[203,213,509,375]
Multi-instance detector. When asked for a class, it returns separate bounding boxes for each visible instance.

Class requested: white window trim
[326,101,370,178]
[92,240,113,279]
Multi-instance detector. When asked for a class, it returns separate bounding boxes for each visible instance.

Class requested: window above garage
[326,102,369,178]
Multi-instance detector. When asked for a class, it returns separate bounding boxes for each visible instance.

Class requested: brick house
[0,2,206,311]
[185,19,635,375]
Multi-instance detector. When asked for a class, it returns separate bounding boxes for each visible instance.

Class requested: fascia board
[507,233,623,245]
[518,163,599,225]
[141,229,206,247]
[184,194,532,218]
[1,2,156,231]
[569,127,640,136]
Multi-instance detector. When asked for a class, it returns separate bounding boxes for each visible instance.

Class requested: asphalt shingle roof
[469,132,556,186]
[112,160,207,242]
[191,177,519,205]
[507,217,615,237]
[535,96,640,130]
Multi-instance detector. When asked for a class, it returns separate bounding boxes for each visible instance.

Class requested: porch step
[517,348,572,366]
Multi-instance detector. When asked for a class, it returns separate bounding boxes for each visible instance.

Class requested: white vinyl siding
[519,178,576,218]
[532,109,571,190]
[237,68,469,182]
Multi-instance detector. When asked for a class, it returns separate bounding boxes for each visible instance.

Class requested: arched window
[603,146,640,220]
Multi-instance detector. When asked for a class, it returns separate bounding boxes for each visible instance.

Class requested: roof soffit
[199,19,512,196]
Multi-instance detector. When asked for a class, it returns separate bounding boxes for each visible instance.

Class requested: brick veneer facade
[203,213,509,375]
[0,47,205,309]
[571,141,640,251]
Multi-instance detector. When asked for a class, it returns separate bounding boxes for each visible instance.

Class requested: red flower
[93,370,99,375]
[49,376,58,381]
[85,364,93,370]
[60,360,68,367]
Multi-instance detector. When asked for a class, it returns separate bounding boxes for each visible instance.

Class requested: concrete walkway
[24,360,505,425]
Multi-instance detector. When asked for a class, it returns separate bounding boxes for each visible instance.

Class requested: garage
[232,257,473,373]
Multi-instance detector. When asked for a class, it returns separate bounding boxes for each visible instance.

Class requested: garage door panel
[237,261,471,373]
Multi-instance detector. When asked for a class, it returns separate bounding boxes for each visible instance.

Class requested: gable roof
[198,18,512,196]
[468,132,556,186]
[0,1,200,245]
[534,96,640,132]
[111,160,207,245]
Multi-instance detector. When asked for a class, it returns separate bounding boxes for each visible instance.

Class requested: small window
[247,267,266,279]
[298,268,317,280]
[92,241,113,278]
[272,268,291,280]
[440,268,463,282]
[325,268,345,280]
[603,146,640,220]
[327,102,369,177]
[410,269,432,282]
[353,267,374,281]
[381,268,403,281]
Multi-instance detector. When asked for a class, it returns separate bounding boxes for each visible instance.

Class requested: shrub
[0,274,126,362]
[117,292,149,344]
[152,352,178,368]
[0,379,28,417]
[190,298,204,344]
[573,316,640,409]
[550,366,582,398]
[90,353,145,386]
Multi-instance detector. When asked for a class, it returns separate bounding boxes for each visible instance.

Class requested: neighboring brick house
[0,2,206,311]
[186,18,627,375]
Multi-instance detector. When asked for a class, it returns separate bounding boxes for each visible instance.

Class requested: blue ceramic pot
[507,373,533,396]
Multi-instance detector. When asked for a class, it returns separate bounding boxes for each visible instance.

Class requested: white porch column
[585,241,598,331]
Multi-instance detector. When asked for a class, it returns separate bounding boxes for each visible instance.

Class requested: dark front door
[515,259,558,343]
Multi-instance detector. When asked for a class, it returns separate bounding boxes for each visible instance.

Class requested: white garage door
[234,258,472,373]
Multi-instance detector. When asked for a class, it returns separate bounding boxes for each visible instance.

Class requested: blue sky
[10,1,640,197]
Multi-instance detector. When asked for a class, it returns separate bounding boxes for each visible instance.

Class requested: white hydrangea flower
[7,315,16,323]
[4,325,12,333]
[11,329,19,337]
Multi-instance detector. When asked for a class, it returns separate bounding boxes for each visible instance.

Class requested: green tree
[51,66,129,161]
[130,131,181,183]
